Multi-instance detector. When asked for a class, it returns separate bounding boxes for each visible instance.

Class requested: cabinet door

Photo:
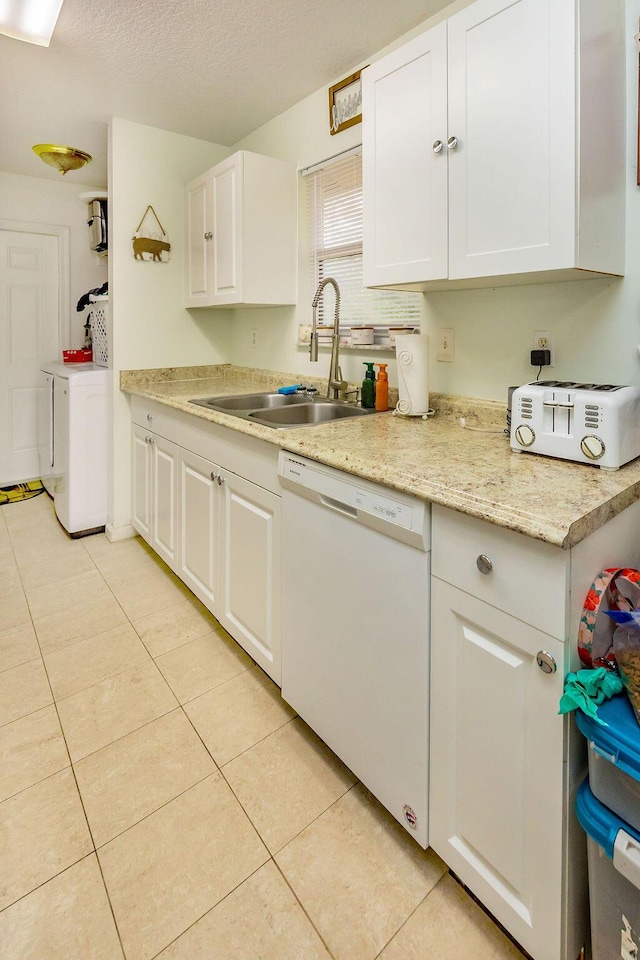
[131,425,153,542]
[177,448,218,612]
[185,171,214,306]
[151,433,178,571]
[218,471,281,683]
[430,577,564,960]
[363,23,448,286]
[212,153,243,304]
[447,0,574,279]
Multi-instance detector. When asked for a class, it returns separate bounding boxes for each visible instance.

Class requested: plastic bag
[606,610,640,723]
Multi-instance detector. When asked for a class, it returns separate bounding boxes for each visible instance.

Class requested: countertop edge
[120,367,640,550]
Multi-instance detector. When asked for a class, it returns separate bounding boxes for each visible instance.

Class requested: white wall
[230,0,640,402]
[0,171,107,347]
[109,118,232,533]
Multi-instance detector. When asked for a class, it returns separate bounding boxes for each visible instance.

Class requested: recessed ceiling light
[0,0,65,47]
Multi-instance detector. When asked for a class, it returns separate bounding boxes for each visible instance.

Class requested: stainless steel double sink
[190,392,378,428]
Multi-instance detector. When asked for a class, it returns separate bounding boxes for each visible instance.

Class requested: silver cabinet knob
[144,435,155,444]
[476,554,493,575]
[536,651,557,674]
[204,231,213,240]
[210,471,217,482]
[146,413,153,422]
[432,140,444,154]
[217,475,224,486]
[447,136,459,150]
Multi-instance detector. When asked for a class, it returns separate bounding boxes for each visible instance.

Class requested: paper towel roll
[395,334,429,416]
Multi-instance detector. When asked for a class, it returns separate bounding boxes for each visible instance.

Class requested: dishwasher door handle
[318,494,358,519]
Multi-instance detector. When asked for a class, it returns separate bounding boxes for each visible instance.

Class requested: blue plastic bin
[576,780,640,960]
[576,695,640,833]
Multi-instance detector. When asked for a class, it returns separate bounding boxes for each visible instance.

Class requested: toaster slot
[543,391,573,436]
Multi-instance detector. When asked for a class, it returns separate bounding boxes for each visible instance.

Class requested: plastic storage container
[576,780,640,960]
[576,696,640,833]
[89,297,108,366]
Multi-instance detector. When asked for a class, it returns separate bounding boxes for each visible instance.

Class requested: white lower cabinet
[178,447,218,610]
[430,577,564,960]
[131,423,178,571]
[218,471,281,681]
[131,400,281,683]
[429,500,640,960]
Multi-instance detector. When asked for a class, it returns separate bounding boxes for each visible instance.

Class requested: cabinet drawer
[431,504,567,639]
[130,396,176,437]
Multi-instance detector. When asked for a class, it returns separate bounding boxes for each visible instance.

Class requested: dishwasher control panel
[353,488,412,529]
[278,453,430,550]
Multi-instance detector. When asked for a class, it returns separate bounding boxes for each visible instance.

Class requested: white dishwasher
[278,451,431,848]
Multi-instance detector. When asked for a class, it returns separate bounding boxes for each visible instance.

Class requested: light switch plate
[436,328,455,362]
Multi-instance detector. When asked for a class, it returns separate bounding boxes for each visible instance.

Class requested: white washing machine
[38,361,109,536]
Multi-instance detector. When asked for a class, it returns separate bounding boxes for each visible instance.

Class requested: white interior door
[0,229,60,485]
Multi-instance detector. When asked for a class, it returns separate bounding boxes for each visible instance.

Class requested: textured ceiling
[0,0,449,188]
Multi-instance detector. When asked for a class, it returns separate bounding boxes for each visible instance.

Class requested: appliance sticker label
[621,914,638,960]
[403,805,418,830]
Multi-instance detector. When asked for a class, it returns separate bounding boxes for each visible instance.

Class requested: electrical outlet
[436,328,455,362]
[251,329,257,348]
[532,330,553,366]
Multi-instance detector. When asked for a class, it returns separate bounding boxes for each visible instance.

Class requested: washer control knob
[514,424,535,447]
[581,435,605,461]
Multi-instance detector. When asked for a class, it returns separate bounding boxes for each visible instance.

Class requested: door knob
[204,231,213,240]
[432,140,444,154]
[144,435,155,444]
[476,554,493,575]
[217,475,224,486]
[210,472,217,481]
[447,136,459,150]
[146,413,153,422]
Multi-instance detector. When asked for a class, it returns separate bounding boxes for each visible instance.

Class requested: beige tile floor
[0,493,526,960]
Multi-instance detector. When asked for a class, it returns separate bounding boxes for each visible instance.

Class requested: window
[304,150,421,327]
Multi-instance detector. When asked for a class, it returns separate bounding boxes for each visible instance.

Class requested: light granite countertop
[121,364,640,549]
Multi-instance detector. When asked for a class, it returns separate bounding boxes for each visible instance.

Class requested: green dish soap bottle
[361,362,376,409]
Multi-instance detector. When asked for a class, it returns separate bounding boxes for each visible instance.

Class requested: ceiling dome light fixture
[0,0,65,46]
[32,144,92,175]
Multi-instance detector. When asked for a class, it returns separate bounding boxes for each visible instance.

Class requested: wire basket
[89,300,108,366]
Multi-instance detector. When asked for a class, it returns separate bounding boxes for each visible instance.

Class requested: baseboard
[105,522,136,542]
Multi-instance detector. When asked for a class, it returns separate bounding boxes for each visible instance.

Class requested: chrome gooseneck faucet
[310,277,347,399]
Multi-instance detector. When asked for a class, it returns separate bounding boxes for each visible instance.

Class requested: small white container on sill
[350,326,374,345]
[388,326,414,346]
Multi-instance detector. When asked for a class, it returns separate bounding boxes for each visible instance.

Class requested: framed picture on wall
[329,68,366,135]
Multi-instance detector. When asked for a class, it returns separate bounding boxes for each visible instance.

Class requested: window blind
[305,152,421,326]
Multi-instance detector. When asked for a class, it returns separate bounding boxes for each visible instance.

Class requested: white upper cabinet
[185,150,297,308]
[363,0,625,290]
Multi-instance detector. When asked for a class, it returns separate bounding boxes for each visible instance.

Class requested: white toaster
[509,381,640,470]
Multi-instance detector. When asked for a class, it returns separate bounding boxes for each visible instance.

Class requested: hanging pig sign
[132,205,171,262]
[132,235,171,262]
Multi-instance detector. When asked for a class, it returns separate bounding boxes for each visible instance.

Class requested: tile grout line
[4,501,399,959]
[1,516,130,956]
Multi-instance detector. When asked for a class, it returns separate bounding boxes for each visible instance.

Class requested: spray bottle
[361,362,376,409]
[374,363,389,411]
